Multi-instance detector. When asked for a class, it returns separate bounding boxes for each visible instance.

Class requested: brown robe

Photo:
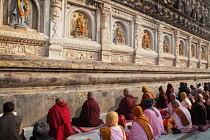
[139,92,155,108]
[190,102,207,125]
[116,94,136,120]
[72,98,102,127]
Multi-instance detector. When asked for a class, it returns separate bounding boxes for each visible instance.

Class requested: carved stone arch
[66,7,95,41]
[163,35,171,54]
[112,20,127,45]
[142,28,154,51]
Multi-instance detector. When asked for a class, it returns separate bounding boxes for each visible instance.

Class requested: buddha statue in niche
[70,12,89,38]
[163,39,170,53]
[113,22,125,44]
[10,0,30,27]
[179,43,184,56]
[142,31,151,49]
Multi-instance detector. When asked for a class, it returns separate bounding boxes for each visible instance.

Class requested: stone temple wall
[0,0,210,127]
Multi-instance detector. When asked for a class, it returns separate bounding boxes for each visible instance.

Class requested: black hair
[3,102,15,112]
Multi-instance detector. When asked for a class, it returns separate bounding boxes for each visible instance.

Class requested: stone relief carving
[111,54,132,63]
[63,49,98,61]
[113,22,125,44]
[159,59,174,66]
[51,0,62,38]
[0,42,45,56]
[138,58,156,65]
[142,30,151,49]
[70,12,89,38]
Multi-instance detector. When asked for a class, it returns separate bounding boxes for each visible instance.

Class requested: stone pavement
[23,112,210,140]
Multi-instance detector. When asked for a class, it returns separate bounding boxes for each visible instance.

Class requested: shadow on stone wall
[108,96,124,112]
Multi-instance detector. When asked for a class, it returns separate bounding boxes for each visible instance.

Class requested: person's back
[116,88,136,120]
[47,98,72,140]
[190,94,207,124]
[126,106,154,140]
[72,92,102,127]
[139,86,155,108]
[0,102,22,140]
[144,99,165,139]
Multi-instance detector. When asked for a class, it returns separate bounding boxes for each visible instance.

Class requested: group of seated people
[1,82,210,140]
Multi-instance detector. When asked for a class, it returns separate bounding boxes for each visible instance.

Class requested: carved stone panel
[63,49,99,61]
[0,42,45,56]
[111,54,133,63]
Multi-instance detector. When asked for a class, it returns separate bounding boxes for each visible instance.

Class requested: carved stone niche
[178,40,185,56]
[163,36,170,54]
[201,46,206,60]
[142,30,152,50]
[190,44,196,58]
[4,0,39,30]
[70,12,89,39]
[112,22,126,45]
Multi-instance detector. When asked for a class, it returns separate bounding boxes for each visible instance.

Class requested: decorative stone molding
[110,45,134,53]
[112,8,133,21]
[111,54,133,63]
[63,38,101,52]
[0,30,46,43]
[63,49,99,61]
[0,42,46,56]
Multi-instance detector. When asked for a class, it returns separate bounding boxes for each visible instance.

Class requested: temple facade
[0,0,210,127]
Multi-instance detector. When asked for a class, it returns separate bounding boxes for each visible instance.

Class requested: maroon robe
[47,102,73,140]
[166,83,174,103]
[116,94,136,120]
[72,98,102,127]
[157,91,168,108]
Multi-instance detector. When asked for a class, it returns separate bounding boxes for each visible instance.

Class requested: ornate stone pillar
[101,3,112,62]
[188,36,192,68]
[0,0,3,26]
[198,39,202,68]
[157,24,164,65]
[174,31,180,67]
[48,0,64,60]
[134,15,142,63]
[207,43,210,69]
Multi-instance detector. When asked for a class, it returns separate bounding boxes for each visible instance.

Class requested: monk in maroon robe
[157,86,168,108]
[72,92,102,127]
[116,88,136,120]
[47,98,73,140]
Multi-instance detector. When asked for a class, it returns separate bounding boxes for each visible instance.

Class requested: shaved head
[123,88,129,96]
[194,94,201,102]
[55,97,64,103]
[203,93,209,101]
[88,92,93,98]
[171,100,180,109]
[170,93,176,101]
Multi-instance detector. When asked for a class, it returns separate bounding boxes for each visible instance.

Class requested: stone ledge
[0,55,209,73]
